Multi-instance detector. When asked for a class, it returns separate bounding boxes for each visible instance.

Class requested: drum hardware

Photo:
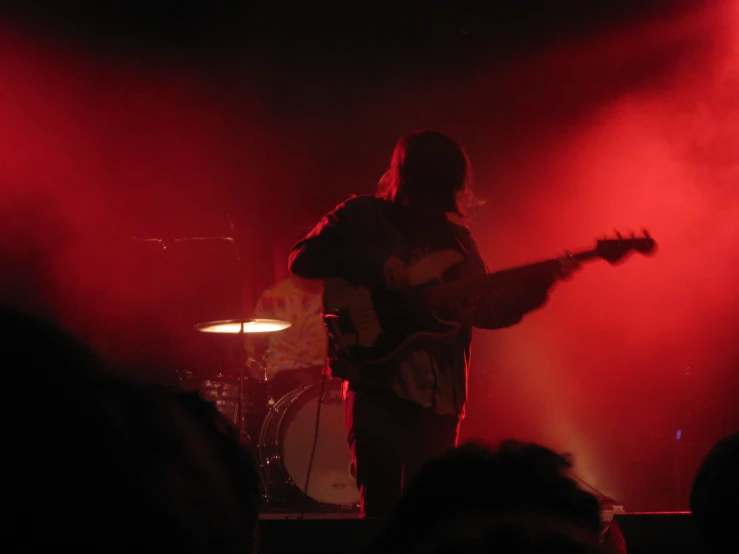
[131,235,242,261]
[194,318,291,447]
[257,378,360,510]
[193,317,359,512]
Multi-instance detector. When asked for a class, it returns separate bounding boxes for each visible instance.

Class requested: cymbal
[194,319,291,334]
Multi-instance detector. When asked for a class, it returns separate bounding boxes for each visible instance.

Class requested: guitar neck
[423,248,600,304]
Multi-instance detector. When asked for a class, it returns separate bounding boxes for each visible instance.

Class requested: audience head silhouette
[691,432,739,554]
[370,440,602,553]
[401,511,603,554]
[1,304,260,552]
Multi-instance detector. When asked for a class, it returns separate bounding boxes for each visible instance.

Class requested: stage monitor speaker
[607,513,705,554]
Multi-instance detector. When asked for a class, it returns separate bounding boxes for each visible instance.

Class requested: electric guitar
[323,232,656,365]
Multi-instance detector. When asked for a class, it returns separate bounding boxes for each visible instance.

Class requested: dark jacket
[289,195,550,417]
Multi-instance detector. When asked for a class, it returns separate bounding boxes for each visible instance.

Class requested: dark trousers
[345,387,459,518]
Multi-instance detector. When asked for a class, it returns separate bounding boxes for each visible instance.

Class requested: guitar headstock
[595,230,657,264]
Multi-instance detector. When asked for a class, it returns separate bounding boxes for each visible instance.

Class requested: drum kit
[129,233,358,512]
[187,316,360,513]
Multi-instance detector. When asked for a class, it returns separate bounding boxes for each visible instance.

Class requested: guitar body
[323,249,466,365]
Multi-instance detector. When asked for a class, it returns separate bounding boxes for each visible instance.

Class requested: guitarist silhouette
[289,130,649,518]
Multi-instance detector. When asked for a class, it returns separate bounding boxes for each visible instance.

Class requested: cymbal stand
[237,321,249,444]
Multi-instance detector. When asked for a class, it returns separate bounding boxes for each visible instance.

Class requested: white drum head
[281,380,358,506]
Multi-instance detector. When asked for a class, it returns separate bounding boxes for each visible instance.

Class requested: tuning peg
[642,228,651,238]
[614,229,623,239]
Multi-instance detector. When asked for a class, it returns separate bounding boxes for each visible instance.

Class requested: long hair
[377,129,474,216]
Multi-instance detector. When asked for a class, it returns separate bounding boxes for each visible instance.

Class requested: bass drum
[258,378,359,507]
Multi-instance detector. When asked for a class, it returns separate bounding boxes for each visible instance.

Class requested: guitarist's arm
[289,196,388,285]
[460,232,555,330]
